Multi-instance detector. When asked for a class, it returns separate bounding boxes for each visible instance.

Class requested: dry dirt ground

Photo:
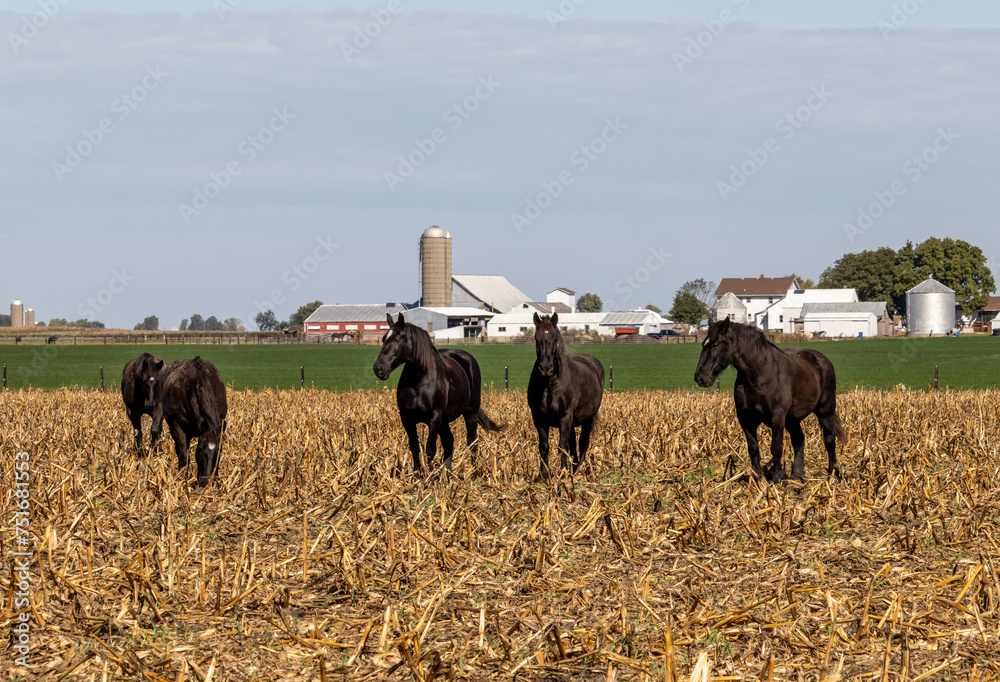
[3,388,1000,680]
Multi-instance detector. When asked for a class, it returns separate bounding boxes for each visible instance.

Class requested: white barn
[402,306,495,340]
[759,288,859,332]
[486,311,608,338]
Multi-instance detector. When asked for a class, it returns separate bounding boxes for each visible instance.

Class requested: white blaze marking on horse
[385,329,394,341]
[208,443,217,450]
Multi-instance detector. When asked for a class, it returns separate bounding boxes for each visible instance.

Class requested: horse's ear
[719,316,731,332]
[153,358,164,372]
[551,312,559,326]
[533,312,542,326]
[386,313,395,326]
[396,313,405,326]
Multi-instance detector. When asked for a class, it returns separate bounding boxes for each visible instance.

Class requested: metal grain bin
[906,278,956,336]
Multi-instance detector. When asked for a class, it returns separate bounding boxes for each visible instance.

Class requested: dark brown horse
[121,352,165,452]
[528,313,605,481]
[694,318,846,482]
[373,313,501,474]
[159,357,228,486]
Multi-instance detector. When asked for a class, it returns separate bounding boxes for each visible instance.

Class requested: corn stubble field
[3,388,1000,681]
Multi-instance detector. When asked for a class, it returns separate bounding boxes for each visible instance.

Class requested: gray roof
[519,301,572,315]
[712,292,747,310]
[305,304,408,324]
[801,301,888,317]
[452,275,530,313]
[600,310,660,325]
[907,278,955,294]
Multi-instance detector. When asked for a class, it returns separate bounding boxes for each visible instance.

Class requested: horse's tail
[476,409,504,432]
[832,412,847,443]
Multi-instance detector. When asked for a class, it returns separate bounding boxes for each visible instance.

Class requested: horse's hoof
[770,469,789,484]
[534,473,550,484]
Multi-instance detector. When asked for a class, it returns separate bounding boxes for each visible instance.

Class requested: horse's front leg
[557,413,576,473]
[534,419,551,483]
[736,412,765,480]
[402,420,422,475]
[768,414,789,483]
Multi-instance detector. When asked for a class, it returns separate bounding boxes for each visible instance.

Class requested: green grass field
[1,334,997,392]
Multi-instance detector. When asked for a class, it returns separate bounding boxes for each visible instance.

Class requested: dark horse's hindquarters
[159,357,228,486]
[694,318,846,483]
[528,313,605,482]
[121,352,165,452]
[373,313,501,474]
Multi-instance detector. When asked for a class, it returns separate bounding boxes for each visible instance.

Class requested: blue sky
[1,2,998,329]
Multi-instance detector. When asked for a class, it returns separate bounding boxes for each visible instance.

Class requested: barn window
[779,315,783,323]
[520,327,528,332]
[346,324,358,330]
[497,327,506,332]
[364,324,377,330]
[329,324,339,330]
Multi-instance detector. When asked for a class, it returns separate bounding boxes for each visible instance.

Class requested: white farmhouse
[714,276,798,325]
[758,288,859,332]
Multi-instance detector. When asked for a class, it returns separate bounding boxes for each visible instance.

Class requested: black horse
[694,318,846,482]
[373,313,501,474]
[159,357,228,486]
[528,313,605,482]
[121,352,165,452]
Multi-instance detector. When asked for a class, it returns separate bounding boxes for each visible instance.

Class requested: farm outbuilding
[599,309,666,336]
[906,278,956,336]
[304,303,407,341]
[451,274,531,313]
[486,311,608,338]
[711,292,748,323]
[402,306,494,340]
[800,301,894,337]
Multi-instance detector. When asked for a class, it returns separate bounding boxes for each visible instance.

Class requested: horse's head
[695,317,736,387]
[533,312,564,377]
[373,313,411,380]
[139,353,165,411]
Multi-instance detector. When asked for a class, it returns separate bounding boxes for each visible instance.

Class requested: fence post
[610,365,613,392]
[505,365,508,391]
[934,364,939,391]
[3,364,6,390]
[716,379,720,392]
[100,366,104,392]
[301,366,305,389]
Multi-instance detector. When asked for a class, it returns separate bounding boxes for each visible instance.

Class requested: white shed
[802,311,877,338]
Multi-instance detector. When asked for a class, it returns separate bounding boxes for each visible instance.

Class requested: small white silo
[906,278,956,335]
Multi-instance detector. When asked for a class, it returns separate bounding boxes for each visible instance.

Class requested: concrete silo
[25,308,35,327]
[419,226,452,307]
[906,278,956,335]
[10,300,23,328]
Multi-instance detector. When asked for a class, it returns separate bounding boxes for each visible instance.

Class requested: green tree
[289,301,324,327]
[188,314,205,331]
[49,318,68,327]
[910,237,995,315]
[179,319,189,331]
[204,316,226,331]
[679,278,718,307]
[576,293,602,313]
[255,310,279,331]
[0,314,10,327]
[134,315,159,331]
[35,320,46,327]
[645,303,662,315]
[819,246,918,314]
[68,319,105,328]
[669,291,707,325]
[224,317,245,332]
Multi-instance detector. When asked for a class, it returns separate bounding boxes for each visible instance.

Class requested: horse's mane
[403,322,439,372]
[728,321,780,355]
